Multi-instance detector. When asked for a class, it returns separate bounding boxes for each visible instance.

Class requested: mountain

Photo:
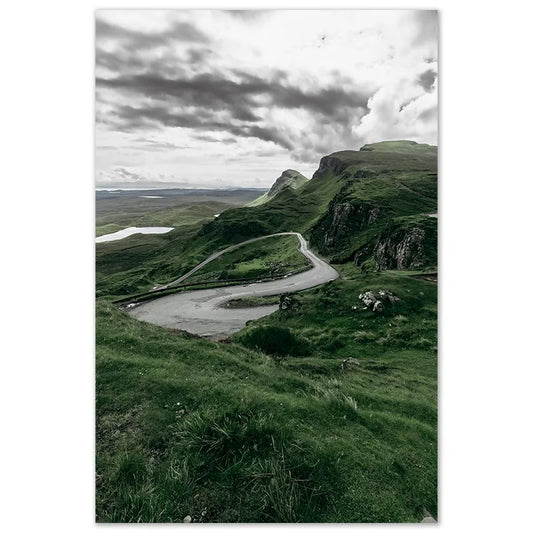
[200,140,437,271]
[247,169,308,207]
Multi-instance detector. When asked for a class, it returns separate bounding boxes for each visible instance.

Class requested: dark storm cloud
[97,71,369,127]
[96,48,152,73]
[95,15,371,158]
[95,16,209,46]
[96,69,370,153]
[194,134,238,144]
[106,103,295,150]
[417,69,437,92]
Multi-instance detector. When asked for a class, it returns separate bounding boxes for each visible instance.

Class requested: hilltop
[247,169,308,207]
[201,140,437,269]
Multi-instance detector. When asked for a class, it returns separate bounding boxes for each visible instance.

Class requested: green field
[184,234,310,284]
[96,268,437,522]
[95,141,438,522]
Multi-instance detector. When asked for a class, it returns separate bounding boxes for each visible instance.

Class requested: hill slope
[95,139,438,522]
[202,140,437,269]
[96,141,437,298]
[247,169,308,207]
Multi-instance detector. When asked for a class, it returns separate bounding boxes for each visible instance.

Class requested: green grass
[185,234,309,284]
[246,192,270,207]
[134,202,228,227]
[96,268,437,522]
[96,141,438,299]
[96,224,125,237]
[96,140,438,522]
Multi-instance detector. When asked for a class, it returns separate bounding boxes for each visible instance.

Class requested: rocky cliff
[203,141,437,268]
[353,217,437,270]
[310,197,384,260]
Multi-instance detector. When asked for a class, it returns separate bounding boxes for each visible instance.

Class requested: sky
[95,10,438,189]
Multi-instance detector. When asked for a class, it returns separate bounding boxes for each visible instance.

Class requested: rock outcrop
[267,169,307,198]
[312,155,350,179]
[358,290,400,312]
[247,169,308,207]
[310,198,383,256]
[353,218,437,271]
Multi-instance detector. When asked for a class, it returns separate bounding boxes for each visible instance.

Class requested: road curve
[128,232,338,339]
[153,232,310,290]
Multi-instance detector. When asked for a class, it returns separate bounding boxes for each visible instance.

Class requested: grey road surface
[153,232,309,290]
[128,233,338,338]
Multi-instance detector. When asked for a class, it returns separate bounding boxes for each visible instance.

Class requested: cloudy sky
[95,10,438,189]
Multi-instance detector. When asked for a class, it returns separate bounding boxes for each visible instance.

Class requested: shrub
[237,326,312,357]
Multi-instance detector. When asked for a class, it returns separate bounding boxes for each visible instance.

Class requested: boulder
[357,290,400,313]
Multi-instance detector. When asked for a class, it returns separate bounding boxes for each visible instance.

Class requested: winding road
[127,232,338,339]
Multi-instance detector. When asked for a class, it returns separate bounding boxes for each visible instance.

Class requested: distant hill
[200,140,437,271]
[247,169,308,207]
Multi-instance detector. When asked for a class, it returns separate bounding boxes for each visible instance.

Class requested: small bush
[237,326,312,357]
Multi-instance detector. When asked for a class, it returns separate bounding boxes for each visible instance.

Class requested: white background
[1,0,532,531]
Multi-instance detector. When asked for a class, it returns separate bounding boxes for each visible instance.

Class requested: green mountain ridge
[96,140,437,298]
[203,140,437,270]
[247,169,308,207]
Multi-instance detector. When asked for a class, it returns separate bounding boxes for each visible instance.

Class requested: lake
[96,227,174,243]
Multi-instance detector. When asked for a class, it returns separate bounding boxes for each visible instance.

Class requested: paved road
[128,232,338,339]
[152,232,308,290]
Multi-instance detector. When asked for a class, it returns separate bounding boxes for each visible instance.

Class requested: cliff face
[310,198,383,256]
[312,155,350,179]
[353,218,437,270]
[370,226,426,270]
[203,141,437,268]
[306,143,437,269]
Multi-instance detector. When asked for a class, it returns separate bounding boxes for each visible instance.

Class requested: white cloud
[95,10,438,188]
[352,68,438,148]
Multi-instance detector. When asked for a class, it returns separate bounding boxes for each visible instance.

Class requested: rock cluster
[341,357,361,371]
[372,226,426,270]
[358,290,400,312]
[279,294,300,311]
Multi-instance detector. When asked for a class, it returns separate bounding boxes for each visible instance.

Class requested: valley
[95,141,438,523]
[127,232,338,338]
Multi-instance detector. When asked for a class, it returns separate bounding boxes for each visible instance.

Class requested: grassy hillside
[201,141,437,269]
[184,234,309,284]
[95,140,438,522]
[247,169,308,207]
[96,141,438,299]
[96,268,437,523]
[96,190,270,297]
